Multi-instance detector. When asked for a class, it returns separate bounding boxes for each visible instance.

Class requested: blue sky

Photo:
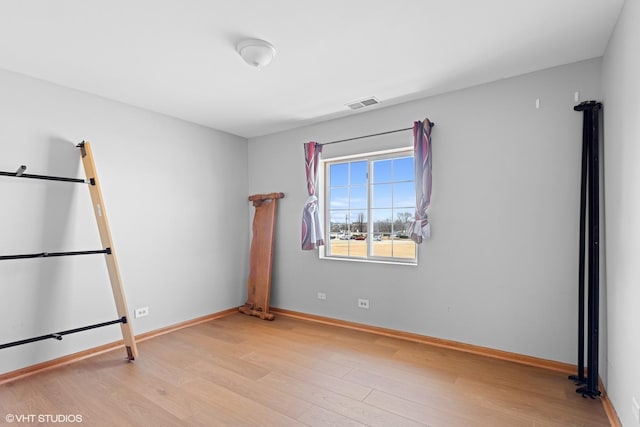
[328,156,415,228]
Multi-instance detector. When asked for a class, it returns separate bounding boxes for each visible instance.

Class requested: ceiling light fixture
[236,39,276,68]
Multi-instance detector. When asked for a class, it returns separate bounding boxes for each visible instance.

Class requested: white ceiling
[0,1,624,138]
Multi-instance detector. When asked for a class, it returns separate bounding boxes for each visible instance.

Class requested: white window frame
[319,147,417,265]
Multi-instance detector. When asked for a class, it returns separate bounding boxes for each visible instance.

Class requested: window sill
[319,254,417,266]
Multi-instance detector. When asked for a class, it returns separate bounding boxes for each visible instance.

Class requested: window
[323,148,416,263]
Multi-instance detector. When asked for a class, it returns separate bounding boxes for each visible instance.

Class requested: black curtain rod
[317,122,435,146]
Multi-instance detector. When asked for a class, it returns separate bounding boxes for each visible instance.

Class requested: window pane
[330,163,348,187]
[372,159,392,183]
[372,235,392,257]
[392,210,413,238]
[329,187,349,209]
[371,208,393,236]
[349,210,367,234]
[329,234,349,256]
[393,156,414,182]
[329,210,348,234]
[349,239,367,257]
[371,183,392,209]
[328,210,349,257]
[350,161,368,185]
[371,209,393,257]
[393,182,415,208]
[392,239,416,259]
[349,185,367,210]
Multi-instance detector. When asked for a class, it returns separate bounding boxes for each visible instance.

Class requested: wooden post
[239,192,284,321]
[77,141,138,360]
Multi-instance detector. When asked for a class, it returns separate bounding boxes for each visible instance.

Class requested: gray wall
[249,59,601,364]
[602,0,640,425]
[0,69,249,374]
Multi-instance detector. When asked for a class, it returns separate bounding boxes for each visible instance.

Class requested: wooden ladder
[78,141,138,360]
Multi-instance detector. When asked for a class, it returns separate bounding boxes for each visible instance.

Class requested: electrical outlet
[134,307,149,318]
[317,292,327,300]
[358,298,369,309]
[632,397,640,423]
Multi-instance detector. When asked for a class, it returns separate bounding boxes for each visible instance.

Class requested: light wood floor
[0,313,609,426]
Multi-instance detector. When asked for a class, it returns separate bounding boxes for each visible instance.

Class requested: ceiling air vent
[347,97,380,110]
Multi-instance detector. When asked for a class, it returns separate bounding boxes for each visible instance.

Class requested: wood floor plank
[98,359,216,422]
[455,376,609,427]
[185,378,304,427]
[51,361,184,426]
[148,329,270,381]
[343,367,455,404]
[185,358,313,419]
[392,345,570,400]
[242,334,354,378]
[258,371,424,427]
[123,339,203,386]
[297,405,368,427]
[241,350,372,401]
[362,389,525,427]
[343,367,532,426]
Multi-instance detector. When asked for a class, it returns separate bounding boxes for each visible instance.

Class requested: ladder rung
[0,248,111,261]
[0,170,88,184]
[0,317,127,350]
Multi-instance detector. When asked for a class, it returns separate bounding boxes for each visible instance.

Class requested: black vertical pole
[585,109,596,395]
[569,109,589,385]
[587,105,601,397]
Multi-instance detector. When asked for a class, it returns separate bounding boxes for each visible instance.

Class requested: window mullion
[367,159,372,258]
[346,162,351,256]
[390,160,395,258]
[324,162,329,257]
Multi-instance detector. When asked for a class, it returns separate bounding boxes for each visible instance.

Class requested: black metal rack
[0,154,136,359]
[568,100,602,398]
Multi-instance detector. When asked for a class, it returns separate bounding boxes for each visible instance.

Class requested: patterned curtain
[301,142,325,250]
[409,119,433,244]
